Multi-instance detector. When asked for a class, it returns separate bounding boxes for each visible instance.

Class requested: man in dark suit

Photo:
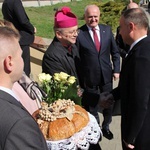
[108,8,150,150]
[42,7,101,150]
[2,0,36,77]
[115,2,139,59]
[0,22,48,150]
[42,7,82,85]
[76,5,120,140]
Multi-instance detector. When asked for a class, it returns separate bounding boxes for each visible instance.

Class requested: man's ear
[129,22,134,32]
[56,30,62,39]
[4,56,12,73]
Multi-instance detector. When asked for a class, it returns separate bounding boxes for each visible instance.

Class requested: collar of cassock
[63,44,72,53]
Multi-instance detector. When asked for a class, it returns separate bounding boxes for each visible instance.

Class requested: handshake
[99,92,114,108]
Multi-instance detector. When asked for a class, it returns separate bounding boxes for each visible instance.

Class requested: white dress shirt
[86,25,101,43]
[0,86,20,101]
[126,35,147,57]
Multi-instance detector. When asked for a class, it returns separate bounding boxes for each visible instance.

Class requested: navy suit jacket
[0,90,48,150]
[2,0,35,46]
[77,24,120,88]
[76,24,120,107]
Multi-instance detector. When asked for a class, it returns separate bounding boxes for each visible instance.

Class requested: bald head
[84,5,100,14]
[127,2,139,9]
[84,5,100,28]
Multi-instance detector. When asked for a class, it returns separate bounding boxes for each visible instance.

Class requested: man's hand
[123,140,135,149]
[77,85,84,97]
[113,73,120,81]
[99,92,114,108]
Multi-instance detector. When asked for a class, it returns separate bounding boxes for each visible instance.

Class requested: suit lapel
[123,38,144,66]
[82,25,98,53]
[99,25,106,54]
[121,43,139,70]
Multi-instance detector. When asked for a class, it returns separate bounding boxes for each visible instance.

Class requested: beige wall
[30,47,45,82]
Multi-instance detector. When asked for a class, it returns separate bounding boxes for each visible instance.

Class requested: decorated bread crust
[49,117,76,140]
[32,99,89,141]
[72,105,89,133]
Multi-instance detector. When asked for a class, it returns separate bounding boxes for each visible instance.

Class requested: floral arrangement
[38,72,81,105]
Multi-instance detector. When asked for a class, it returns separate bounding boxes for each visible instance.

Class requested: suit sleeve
[82,90,100,107]
[111,86,120,101]
[125,49,150,144]
[13,0,34,34]
[5,117,48,150]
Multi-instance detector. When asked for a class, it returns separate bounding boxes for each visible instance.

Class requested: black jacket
[2,0,35,45]
[42,37,82,85]
[112,35,150,149]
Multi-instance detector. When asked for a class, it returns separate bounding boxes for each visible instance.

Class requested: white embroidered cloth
[46,113,102,150]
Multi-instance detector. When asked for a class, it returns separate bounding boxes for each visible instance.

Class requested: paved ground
[22,0,72,7]
[99,115,121,150]
[99,80,122,150]
[0,0,72,8]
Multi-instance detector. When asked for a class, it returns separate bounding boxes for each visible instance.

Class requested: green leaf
[62,83,81,105]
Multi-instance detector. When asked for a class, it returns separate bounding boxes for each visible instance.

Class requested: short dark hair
[0,19,20,40]
[122,8,149,30]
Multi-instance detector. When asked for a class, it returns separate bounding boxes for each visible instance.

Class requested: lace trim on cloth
[46,113,102,150]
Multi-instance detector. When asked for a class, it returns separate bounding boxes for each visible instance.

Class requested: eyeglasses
[59,29,80,35]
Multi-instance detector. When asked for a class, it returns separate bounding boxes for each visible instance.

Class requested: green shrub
[98,1,127,32]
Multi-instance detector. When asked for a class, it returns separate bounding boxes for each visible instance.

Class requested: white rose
[45,74,52,81]
[38,73,51,82]
[38,73,46,82]
[68,76,76,84]
[53,73,61,81]
[59,72,70,81]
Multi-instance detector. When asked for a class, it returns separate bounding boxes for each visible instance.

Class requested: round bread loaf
[33,104,89,141]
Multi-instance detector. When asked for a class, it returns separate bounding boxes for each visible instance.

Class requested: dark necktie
[92,28,100,52]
